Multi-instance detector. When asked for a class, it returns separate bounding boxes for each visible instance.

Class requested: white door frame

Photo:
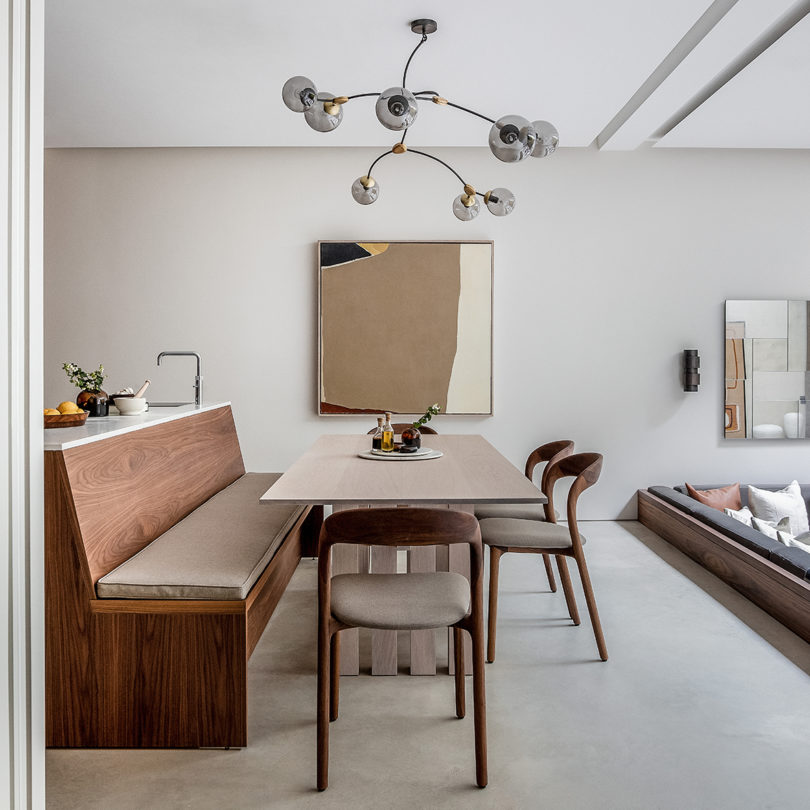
[2,0,45,807]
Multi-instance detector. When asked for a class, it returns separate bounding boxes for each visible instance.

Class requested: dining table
[260,434,545,676]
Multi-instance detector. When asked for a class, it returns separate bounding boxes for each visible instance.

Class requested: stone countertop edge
[43,402,232,452]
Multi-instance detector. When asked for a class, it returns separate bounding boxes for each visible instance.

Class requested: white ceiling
[44,0,810,150]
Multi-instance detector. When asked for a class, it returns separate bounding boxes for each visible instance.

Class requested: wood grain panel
[46,406,310,747]
[638,489,810,643]
[63,406,245,583]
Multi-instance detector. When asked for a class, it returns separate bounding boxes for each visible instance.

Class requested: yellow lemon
[57,401,81,414]
[44,408,60,415]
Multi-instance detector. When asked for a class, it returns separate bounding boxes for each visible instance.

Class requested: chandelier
[282,18,558,221]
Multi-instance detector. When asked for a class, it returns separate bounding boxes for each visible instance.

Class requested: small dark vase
[400,426,421,449]
[76,388,109,417]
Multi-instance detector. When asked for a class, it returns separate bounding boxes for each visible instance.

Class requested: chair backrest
[318,507,483,608]
[366,423,438,435]
[543,453,603,540]
[524,440,575,492]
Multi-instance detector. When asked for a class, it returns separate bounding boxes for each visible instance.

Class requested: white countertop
[44,402,231,451]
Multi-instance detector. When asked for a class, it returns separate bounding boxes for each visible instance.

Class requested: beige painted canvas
[319,241,493,414]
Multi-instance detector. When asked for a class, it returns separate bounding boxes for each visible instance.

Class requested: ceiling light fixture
[282,18,559,221]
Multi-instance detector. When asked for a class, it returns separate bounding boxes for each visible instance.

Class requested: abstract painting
[319,241,493,415]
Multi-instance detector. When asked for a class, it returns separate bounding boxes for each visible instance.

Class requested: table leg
[408,545,437,675]
[371,544,398,675]
[447,504,473,676]
[331,504,364,676]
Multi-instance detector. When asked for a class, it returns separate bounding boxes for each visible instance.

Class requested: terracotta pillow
[685,482,742,512]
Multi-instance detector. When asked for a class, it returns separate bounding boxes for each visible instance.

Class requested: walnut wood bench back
[57,405,245,589]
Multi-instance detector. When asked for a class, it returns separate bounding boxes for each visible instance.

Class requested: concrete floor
[47,521,810,809]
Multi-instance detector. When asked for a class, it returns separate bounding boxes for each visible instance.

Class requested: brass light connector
[463,183,475,197]
[323,101,340,115]
[359,176,376,189]
[333,96,349,105]
[484,191,492,204]
[461,194,476,208]
[392,143,408,154]
[432,96,448,105]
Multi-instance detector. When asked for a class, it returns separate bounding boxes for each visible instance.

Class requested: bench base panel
[46,428,322,748]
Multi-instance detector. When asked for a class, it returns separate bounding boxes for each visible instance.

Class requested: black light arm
[402,33,428,87]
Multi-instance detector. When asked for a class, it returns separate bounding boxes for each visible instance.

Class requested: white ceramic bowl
[114,396,147,415]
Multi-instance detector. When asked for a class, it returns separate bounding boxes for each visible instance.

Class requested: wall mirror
[725,300,808,439]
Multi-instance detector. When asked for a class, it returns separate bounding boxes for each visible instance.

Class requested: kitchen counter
[44,401,231,451]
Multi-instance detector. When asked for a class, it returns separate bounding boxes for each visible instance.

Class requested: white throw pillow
[751,516,793,541]
[747,481,809,536]
[787,534,810,554]
[724,506,753,526]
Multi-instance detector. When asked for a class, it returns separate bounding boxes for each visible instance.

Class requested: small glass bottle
[372,417,384,451]
[381,412,395,452]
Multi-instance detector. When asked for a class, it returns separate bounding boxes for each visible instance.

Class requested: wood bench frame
[638,488,810,644]
[45,405,322,748]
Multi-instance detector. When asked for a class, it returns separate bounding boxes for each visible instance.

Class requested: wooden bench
[638,488,810,644]
[45,404,321,748]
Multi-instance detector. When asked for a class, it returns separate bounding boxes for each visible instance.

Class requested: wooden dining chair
[479,452,607,663]
[317,507,487,790]
[475,440,575,594]
[366,423,438,435]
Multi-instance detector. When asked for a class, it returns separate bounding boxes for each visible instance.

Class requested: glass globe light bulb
[485,188,516,216]
[531,120,559,157]
[304,92,343,132]
[282,76,318,112]
[488,115,537,163]
[351,176,379,205]
[452,194,480,221]
[375,87,418,131]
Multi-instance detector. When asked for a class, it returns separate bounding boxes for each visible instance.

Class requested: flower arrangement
[412,403,441,430]
[62,362,106,391]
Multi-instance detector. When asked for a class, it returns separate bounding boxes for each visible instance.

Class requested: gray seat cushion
[479,517,580,549]
[97,473,304,600]
[474,503,555,521]
[330,572,470,630]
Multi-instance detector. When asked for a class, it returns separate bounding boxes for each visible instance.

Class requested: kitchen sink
[147,402,193,408]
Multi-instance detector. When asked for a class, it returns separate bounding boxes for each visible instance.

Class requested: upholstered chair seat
[330,572,470,630]
[479,518,586,549]
[474,503,553,522]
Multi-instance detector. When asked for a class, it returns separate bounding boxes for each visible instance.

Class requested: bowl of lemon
[44,401,89,429]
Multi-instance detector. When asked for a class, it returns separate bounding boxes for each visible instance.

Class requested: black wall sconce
[683,349,700,392]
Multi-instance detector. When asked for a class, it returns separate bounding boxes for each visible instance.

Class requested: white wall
[44,146,810,518]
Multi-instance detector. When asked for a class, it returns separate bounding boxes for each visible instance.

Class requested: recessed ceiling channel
[595,0,810,150]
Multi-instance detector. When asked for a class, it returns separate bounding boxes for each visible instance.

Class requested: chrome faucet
[157,351,203,408]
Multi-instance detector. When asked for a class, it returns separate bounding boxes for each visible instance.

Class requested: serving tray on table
[358,447,443,461]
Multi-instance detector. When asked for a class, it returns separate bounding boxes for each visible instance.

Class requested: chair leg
[317,627,332,791]
[453,627,466,719]
[556,556,581,626]
[542,553,557,592]
[486,546,503,663]
[470,626,488,788]
[573,550,608,661]
[330,632,340,721]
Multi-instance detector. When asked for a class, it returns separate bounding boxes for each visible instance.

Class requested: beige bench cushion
[96,473,304,600]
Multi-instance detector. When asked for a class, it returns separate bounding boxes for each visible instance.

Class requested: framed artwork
[318,241,493,415]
